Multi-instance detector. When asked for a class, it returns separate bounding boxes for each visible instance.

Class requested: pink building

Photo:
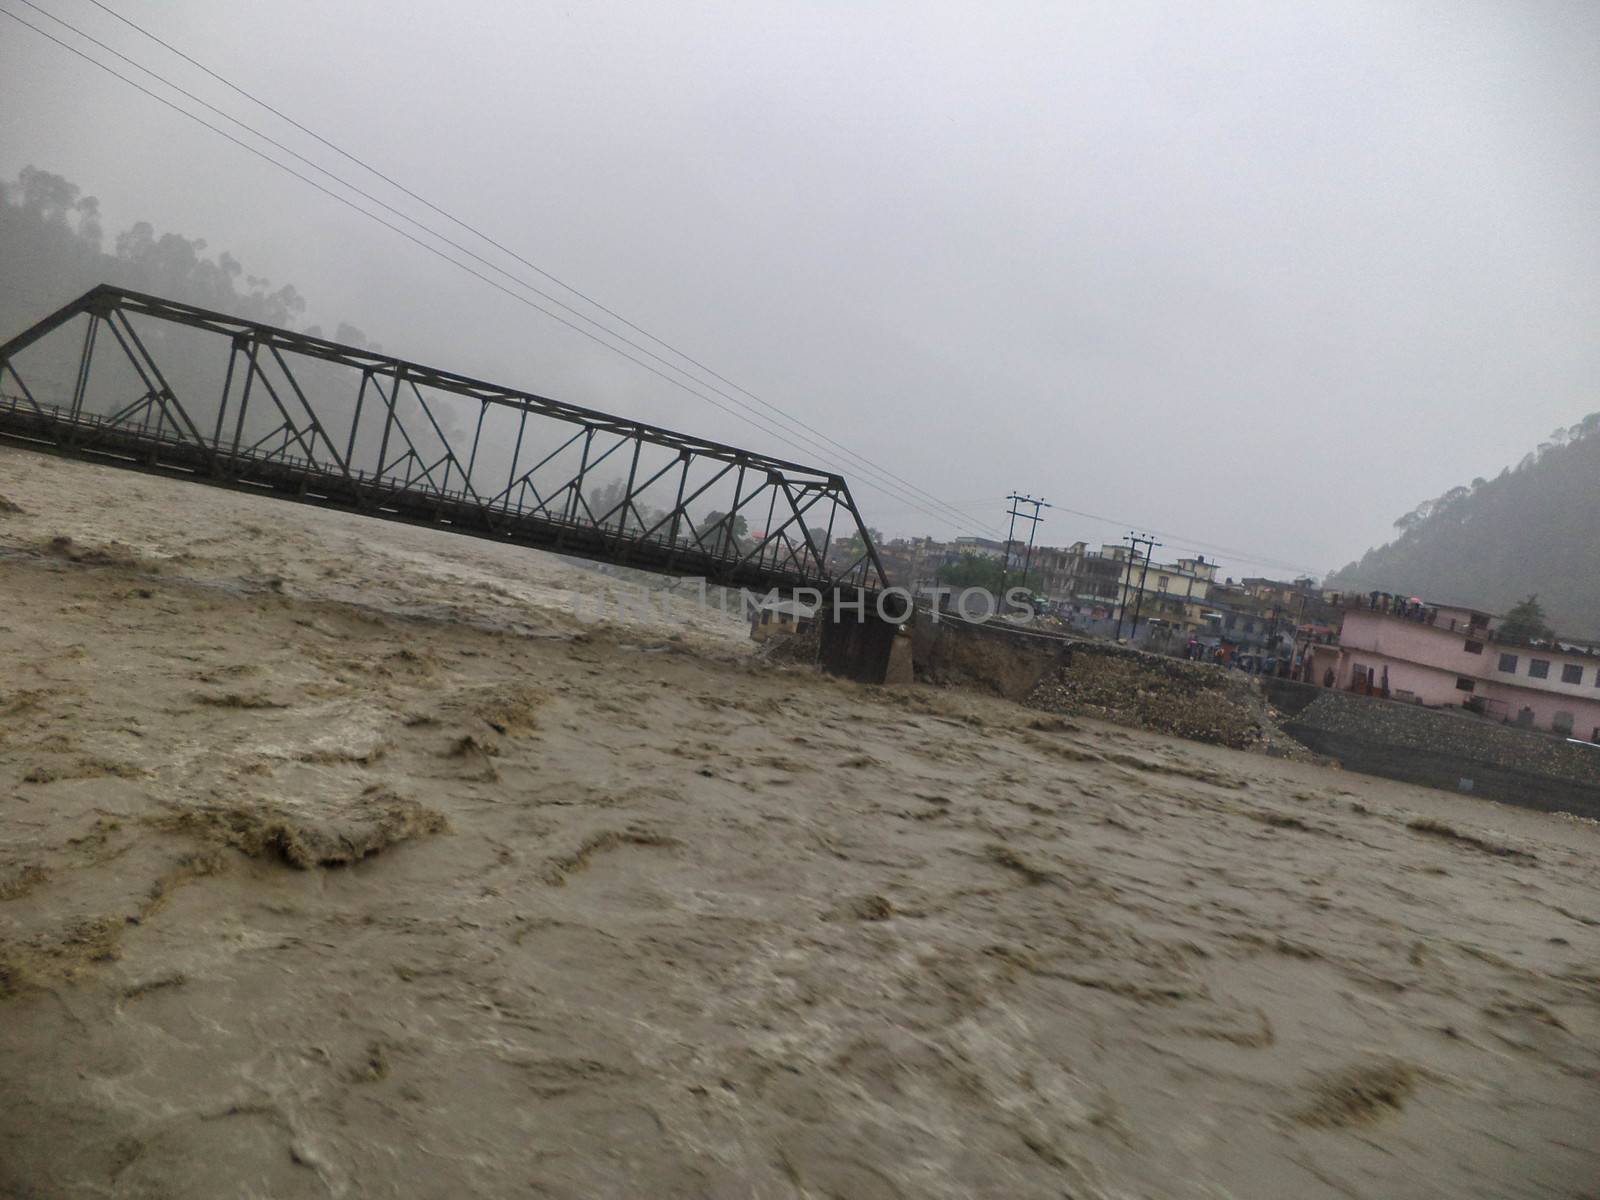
[1332,599,1600,742]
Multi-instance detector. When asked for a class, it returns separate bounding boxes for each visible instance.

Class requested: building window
[1464,640,1483,654]
[1553,711,1574,737]
[1455,677,1475,692]
[1561,664,1583,684]
[1498,653,1519,673]
[1529,659,1550,680]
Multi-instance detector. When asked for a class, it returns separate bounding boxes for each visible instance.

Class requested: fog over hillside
[1327,416,1600,638]
[0,166,361,344]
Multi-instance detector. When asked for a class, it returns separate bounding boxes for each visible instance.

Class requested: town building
[1327,594,1600,740]
[1028,541,1126,613]
[873,535,948,591]
[952,535,1008,561]
[1112,552,1219,636]
[1187,575,1341,656]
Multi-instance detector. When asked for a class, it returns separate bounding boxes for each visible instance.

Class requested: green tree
[844,526,884,559]
[936,552,1005,592]
[701,509,748,554]
[1499,595,1554,642]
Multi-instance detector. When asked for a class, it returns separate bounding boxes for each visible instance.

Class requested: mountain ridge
[1326,415,1600,639]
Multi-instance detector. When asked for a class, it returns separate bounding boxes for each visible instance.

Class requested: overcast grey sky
[3,0,1597,578]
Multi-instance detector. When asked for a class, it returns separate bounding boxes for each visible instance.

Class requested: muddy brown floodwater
[1,444,1597,1199]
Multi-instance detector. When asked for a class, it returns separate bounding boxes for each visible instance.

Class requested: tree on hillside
[1499,595,1554,642]
[0,164,472,459]
[0,166,311,334]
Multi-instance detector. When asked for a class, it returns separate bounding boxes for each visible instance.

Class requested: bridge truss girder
[0,285,889,595]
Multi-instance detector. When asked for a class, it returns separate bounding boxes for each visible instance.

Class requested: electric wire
[2,3,999,537]
[61,0,1003,538]
[12,3,1321,574]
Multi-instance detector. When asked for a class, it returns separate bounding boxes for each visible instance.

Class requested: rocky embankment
[1026,647,1317,760]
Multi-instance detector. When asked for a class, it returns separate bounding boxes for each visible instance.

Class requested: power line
[58,0,1003,539]
[9,4,1319,571]
[838,479,1312,577]
[4,7,1003,540]
[11,2,994,540]
[1042,500,1317,577]
[867,494,1008,518]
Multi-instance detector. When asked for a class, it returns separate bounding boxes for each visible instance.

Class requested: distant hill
[0,165,368,346]
[1326,415,1600,639]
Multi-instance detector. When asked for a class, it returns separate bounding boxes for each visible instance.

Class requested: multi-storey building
[874,536,949,591]
[1027,541,1126,612]
[1329,594,1600,740]
[1111,552,1219,635]
[953,535,1007,561]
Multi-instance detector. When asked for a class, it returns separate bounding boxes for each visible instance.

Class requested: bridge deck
[0,394,836,594]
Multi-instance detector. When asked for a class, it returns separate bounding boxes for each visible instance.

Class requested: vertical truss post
[762,480,779,569]
[822,499,840,578]
[724,462,746,560]
[69,313,98,424]
[231,337,260,462]
[506,406,529,513]
[375,365,404,490]
[466,401,487,489]
[617,436,642,536]
[668,453,689,549]
[347,368,370,474]
[213,336,241,448]
[565,428,593,523]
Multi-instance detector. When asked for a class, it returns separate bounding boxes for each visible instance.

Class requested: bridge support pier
[817,592,914,684]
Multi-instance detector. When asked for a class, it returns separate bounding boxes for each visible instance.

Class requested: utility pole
[999,494,1048,596]
[1114,532,1161,642]
[1021,496,1052,595]
[1292,591,1310,679]
[1001,502,1021,596]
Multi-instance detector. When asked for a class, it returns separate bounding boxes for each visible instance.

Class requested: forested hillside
[1327,417,1600,638]
[0,165,373,346]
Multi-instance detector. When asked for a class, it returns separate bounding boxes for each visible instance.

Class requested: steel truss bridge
[0,286,889,597]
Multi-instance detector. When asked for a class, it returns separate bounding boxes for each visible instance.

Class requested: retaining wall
[1262,677,1600,818]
